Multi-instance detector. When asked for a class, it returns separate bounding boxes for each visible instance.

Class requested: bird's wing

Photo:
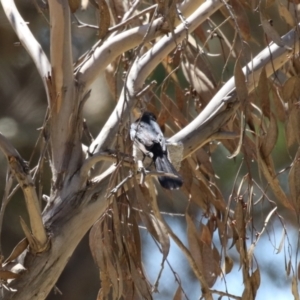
[149,119,166,151]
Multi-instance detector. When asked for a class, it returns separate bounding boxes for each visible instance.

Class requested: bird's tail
[154,154,183,190]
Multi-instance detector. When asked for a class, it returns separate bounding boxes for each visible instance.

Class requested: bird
[130,111,183,190]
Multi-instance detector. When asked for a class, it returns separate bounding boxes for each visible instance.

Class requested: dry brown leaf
[112,200,123,255]
[194,25,209,50]
[200,241,219,287]
[186,215,220,287]
[234,199,246,239]
[257,67,270,118]
[213,246,221,268]
[230,223,240,250]
[282,77,299,103]
[0,269,20,280]
[265,0,275,7]
[4,238,28,264]
[251,268,261,297]
[137,183,170,260]
[206,216,216,237]
[237,0,251,9]
[238,237,248,272]
[188,181,209,211]
[126,212,143,264]
[89,219,105,269]
[260,112,278,158]
[197,178,225,212]
[224,255,234,274]
[186,214,203,272]
[181,160,194,194]
[158,92,172,126]
[194,148,215,177]
[210,196,228,215]
[159,93,188,128]
[285,111,297,148]
[89,218,116,298]
[139,210,160,242]
[288,149,300,212]
[181,43,216,105]
[271,84,286,122]
[99,271,111,298]
[96,288,103,300]
[290,104,300,145]
[292,58,300,76]
[231,0,251,41]
[252,0,259,9]
[217,219,228,248]
[175,85,186,112]
[173,285,182,300]
[260,10,286,47]
[278,4,295,27]
[286,259,291,277]
[146,102,159,117]
[68,0,80,12]
[199,224,212,246]
[292,276,300,300]
[256,141,292,209]
[102,222,120,299]
[150,215,170,260]
[241,285,253,300]
[234,56,248,104]
[98,0,110,40]
[128,256,152,299]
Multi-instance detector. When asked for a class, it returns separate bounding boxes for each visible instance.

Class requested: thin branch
[47,0,85,187]
[75,4,156,33]
[1,0,51,104]
[0,133,48,251]
[210,289,241,300]
[79,150,133,181]
[48,0,74,103]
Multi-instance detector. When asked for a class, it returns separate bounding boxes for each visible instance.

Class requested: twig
[106,172,133,199]
[73,14,98,29]
[210,289,241,300]
[79,150,133,181]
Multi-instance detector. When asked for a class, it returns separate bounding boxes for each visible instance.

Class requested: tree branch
[48,0,84,187]
[0,133,47,251]
[169,24,300,156]
[1,0,51,105]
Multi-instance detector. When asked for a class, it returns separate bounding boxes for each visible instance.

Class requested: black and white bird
[130,111,183,190]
